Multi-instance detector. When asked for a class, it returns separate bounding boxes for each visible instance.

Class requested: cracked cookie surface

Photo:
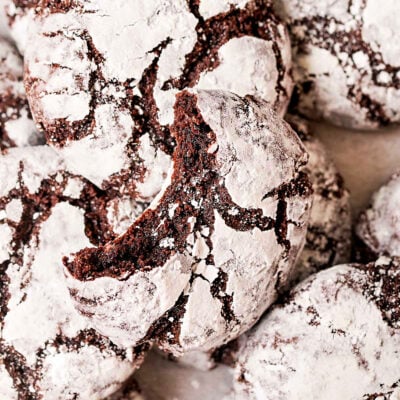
[276,0,400,129]
[0,146,148,400]
[288,116,351,283]
[63,90,312,356]
[0,38,43,150]
[356,172,400,262]
[23,0,293,194]
[233,257,400,399]
[173,116,353,370]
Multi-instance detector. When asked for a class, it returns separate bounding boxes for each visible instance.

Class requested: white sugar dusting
[67,91,312,356]
[0,38,43,148]
[276,0,400,129]
[0,148,146,399]
[23,0,292,191]
[289,118,351,282]
[233,261,400,399]
[357,172,400,256]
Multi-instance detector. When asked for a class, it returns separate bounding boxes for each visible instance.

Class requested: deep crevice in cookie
[25,0,290,193]
[210,270,239,325]
[65,91,301,281]
[0,342,40,400]
[263,171,311,251]
[358,258,400,329]
[0,160,148,397]
[165,0,289,104]
[145,293,189,346]
[65,91,311,346]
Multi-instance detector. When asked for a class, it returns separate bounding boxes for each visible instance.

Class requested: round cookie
[63,90,313,356]
[233,256,400,399]
[288,116,351,282]
[23,0,293,194]
[356,172,400,262]
[0,146,148,400]
[0,37,43,150]
[172,116,352,370]
[275,0,400,129]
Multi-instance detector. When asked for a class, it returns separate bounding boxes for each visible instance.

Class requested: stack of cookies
[1,1,399,399]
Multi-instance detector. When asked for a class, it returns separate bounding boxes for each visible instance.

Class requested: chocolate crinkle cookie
[63,90,313,356]
[275,0,400,130]
[288,116,351,283]
[22,0,293,195]
[0,37,43,150]
[0,147,148,400]
[233,256,400,400]
[356,172,400,263]
[169,115,352,370]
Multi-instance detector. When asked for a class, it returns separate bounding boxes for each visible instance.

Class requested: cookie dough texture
[23,0,293,194]
[276,0,400,129]
[0,147,147,400]
[233,257,400,399]
[64,90,312,356]
[356,172,400,261]
[0,38,42,149]
[289,117,351,282]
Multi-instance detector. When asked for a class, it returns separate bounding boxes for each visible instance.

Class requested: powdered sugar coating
[356,172,400,259]
[64,90,312,356]
[233,257,400,399]
[0,147,147,400]
[289,116,351,282]
[198,0,248,19]
[0,364,18,400]
[24,0,292,193]
[276,0,400,129]
[175,116,353,370]
[4,0,38,53]
[0,37,43,149]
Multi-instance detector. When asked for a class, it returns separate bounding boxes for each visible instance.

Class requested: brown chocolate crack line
[28,0,288,155]
[359,258,400,329]
[0,342,40,400]
[65,91,311,341]
[289,13,400,125]
[65,91,310,281]
[0,329,148,400]
[165,0,289,103]
[0,93,32,151]
[0,161,147,397]
[362,379,400,399]
[11,0,81,14]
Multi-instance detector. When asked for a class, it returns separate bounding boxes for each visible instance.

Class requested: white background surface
[2,8,400,400]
